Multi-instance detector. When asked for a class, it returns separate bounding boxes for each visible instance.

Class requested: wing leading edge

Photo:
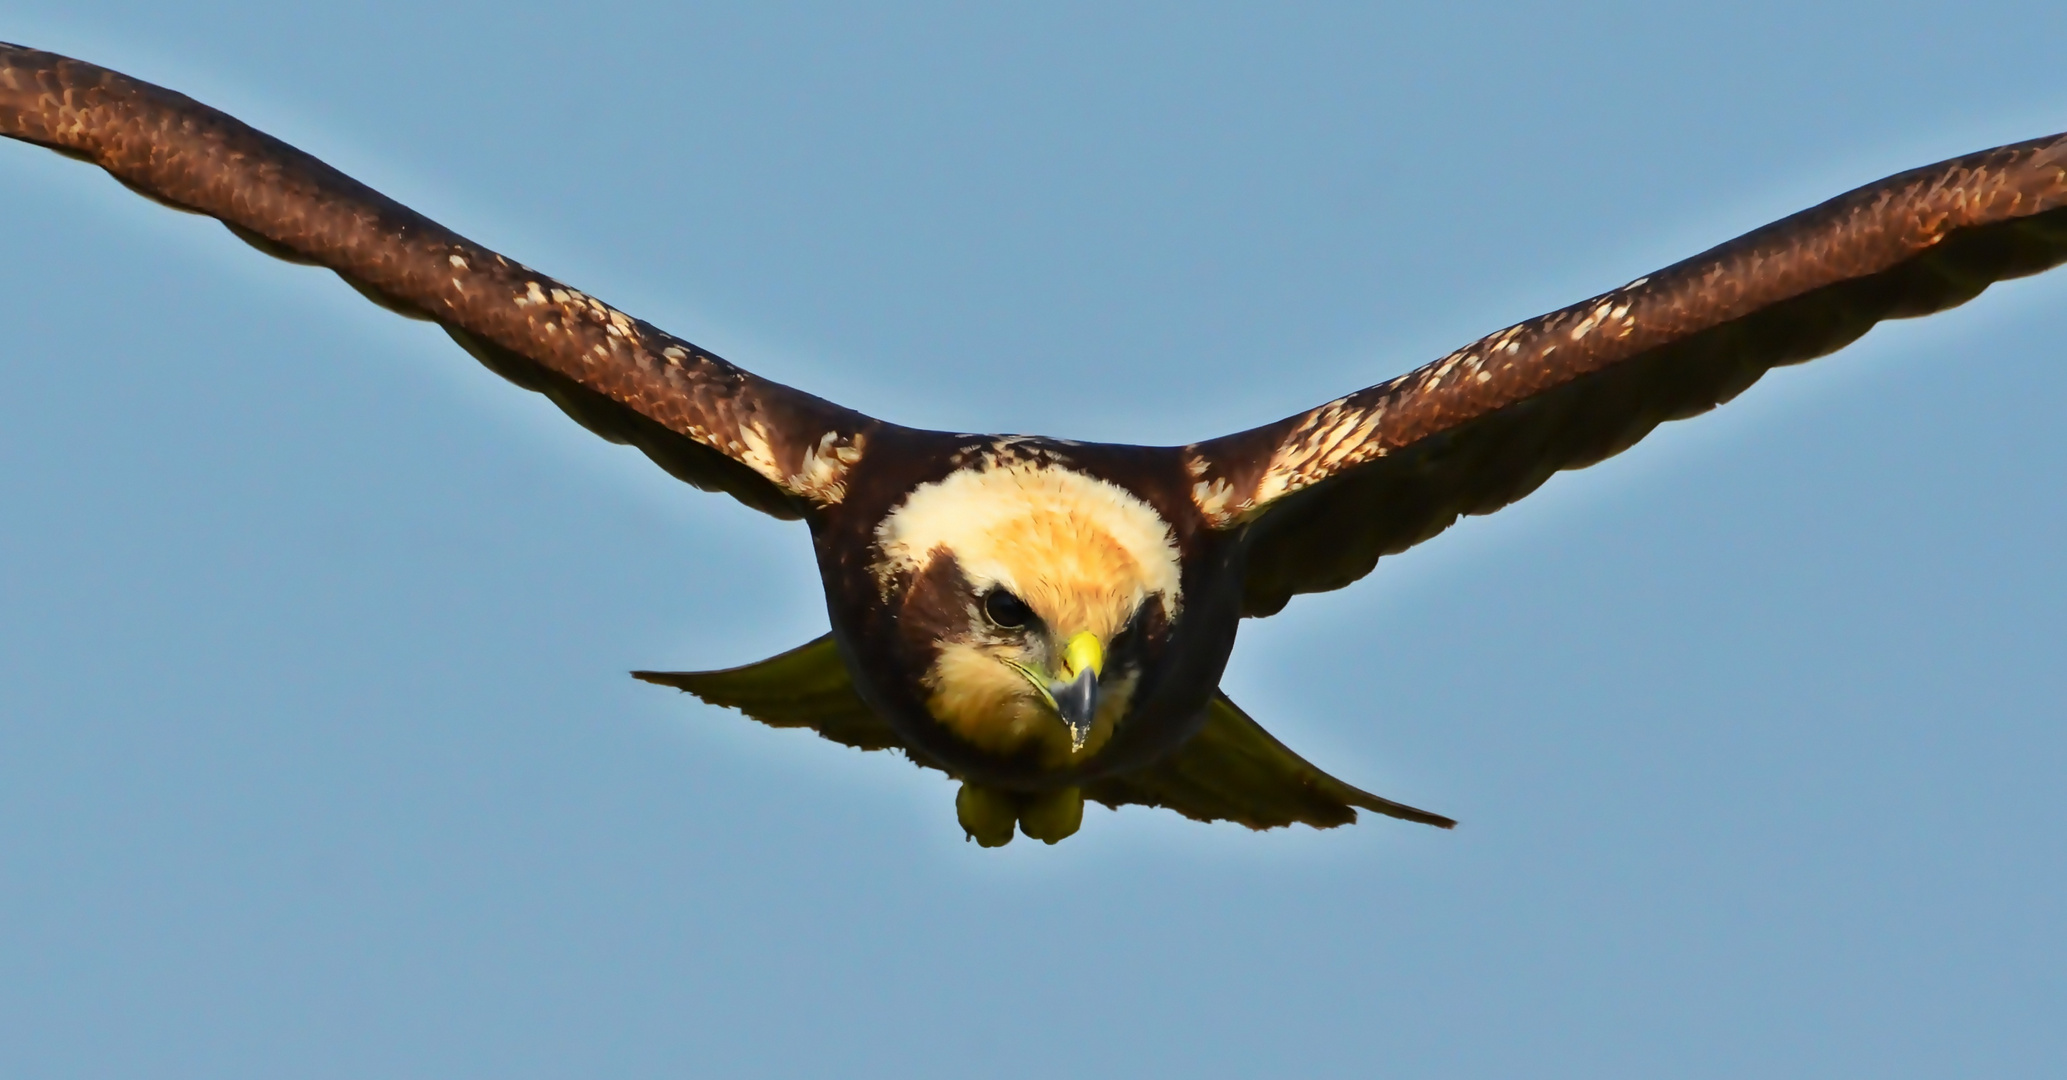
[0,43,883,519]
[1184,133,2067,616]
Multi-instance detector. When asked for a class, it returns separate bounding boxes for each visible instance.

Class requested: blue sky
[3,4,2064,1077]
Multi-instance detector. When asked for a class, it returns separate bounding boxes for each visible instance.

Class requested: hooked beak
[1006,631,1106,751]
[1049,631,1104,750]
[1051,665,1099,750]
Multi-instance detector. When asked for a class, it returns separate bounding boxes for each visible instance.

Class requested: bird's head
[873,460,1182,768]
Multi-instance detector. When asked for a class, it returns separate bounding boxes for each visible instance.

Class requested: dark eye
[982,589,1033,629]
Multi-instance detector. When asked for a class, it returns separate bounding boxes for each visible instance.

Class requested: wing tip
[629,669,699,693]
[1350,796,1457,830]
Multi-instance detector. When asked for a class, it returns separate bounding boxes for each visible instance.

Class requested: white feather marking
[789,431,866,503]
[1192,477,1239,521]
[1235,397,1398,520]
[736,423,781,482]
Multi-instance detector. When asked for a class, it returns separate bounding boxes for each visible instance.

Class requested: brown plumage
[0,44,861,519]
[1194,140,2067,614]
[8,43,2065,845]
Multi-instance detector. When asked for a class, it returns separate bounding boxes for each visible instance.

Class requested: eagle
[6,44,2064,846]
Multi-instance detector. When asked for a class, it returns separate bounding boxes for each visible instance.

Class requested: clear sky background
[3,3,2064,1077]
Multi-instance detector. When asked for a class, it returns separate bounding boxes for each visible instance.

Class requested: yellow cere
[1062,631,1104,680]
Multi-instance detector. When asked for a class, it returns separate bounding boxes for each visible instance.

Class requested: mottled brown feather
[0,44,880,519]
[1186,133,2067,616]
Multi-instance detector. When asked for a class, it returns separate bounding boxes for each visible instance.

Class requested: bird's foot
[956,783,1018,847]
[1018,787,1083,844]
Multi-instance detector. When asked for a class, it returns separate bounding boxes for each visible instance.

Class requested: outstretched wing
[635,635,915,757]
[0,44,880,519]
[641,642,1448,831]
[1084,693,1454,831]
[1183,133,2067,617]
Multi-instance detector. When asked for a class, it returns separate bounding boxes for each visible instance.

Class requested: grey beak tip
[1050,666,1101,749]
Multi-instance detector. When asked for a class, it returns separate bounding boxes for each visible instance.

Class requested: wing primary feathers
[1189,132,2067,617]
[635,635,916,758]
[0,44,884,517]
[1085,693,1457,831]
[641,646,1456,833]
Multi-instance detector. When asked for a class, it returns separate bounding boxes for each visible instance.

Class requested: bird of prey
[7,45,2064,847]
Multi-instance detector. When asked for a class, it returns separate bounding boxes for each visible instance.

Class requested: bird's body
[6,43,2064,845]
[824,434,1231,783]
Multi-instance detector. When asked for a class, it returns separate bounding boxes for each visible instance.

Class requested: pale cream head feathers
[874,461,1183,765]
[874,461,1183,633]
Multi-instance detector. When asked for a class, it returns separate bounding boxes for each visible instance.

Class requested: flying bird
[7,45,2064,847]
